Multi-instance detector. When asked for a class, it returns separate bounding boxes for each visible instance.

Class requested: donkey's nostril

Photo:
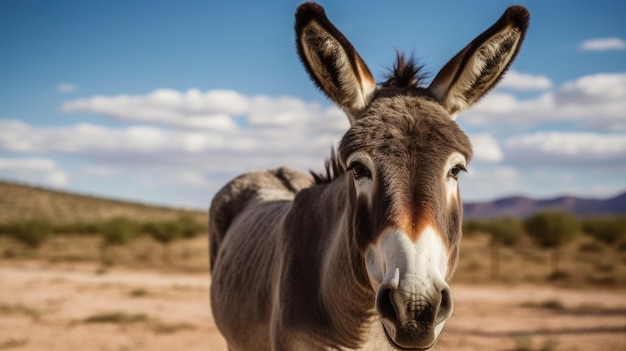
[436,287,453,324]
[440,288,451,310]
[376,287,398,322]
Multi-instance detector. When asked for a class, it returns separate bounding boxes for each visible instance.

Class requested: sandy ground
[0,263,624,351]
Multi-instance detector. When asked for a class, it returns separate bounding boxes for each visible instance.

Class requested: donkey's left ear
[428,6,530,118]
[295,2,376,124]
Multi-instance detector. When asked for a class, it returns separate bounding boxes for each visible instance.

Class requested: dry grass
[0,303,42,321]
[0,180,206,224]
[1,234,209,272]
[83,311,150,324]
[455,232,626,288]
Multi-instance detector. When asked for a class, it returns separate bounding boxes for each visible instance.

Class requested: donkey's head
[296,3,528,349]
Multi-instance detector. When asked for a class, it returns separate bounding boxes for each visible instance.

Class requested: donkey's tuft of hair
[382,53,428,89]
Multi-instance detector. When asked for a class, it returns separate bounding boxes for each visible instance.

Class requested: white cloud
[57,83,78,93]
[469,133,503,162]
[0,158,68,186]
[62,89,241,131]
[464,73,626,131]
[578,37,626,51]
[461,166,520,200]
[498,70,552,91]
[556,73,626,104]
[505,131,626,167]
[0,119,342,179]
[62,88,347,133]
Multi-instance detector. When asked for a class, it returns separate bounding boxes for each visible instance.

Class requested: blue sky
[1,0,625,208]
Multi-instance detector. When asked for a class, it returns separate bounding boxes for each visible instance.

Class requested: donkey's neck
[313,177,376,347]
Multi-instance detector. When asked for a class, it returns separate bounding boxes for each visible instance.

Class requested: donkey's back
[209,166,313,271]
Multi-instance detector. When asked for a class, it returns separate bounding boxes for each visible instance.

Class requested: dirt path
[0,264,624,351]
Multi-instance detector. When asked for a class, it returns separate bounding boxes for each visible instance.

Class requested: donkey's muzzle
[376,284,453,349]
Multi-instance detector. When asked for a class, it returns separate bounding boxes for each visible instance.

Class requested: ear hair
[295,2,376,123]
[429,6,530,117]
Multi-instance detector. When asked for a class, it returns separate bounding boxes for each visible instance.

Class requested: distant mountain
[463,191,626,220]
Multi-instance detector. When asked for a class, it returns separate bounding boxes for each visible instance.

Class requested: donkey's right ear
[295,2,376,124]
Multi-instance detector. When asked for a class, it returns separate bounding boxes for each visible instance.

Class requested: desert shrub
[539,298,565,310]
[100,217,138,246]
[513,336,533,351]
[129,288,150,297]
[0,303,42,320]
[144,220,184,263]
[462,220,490,235]
[0,337,28,349]
[144,221,182,245]
[488,217,525,246]
[150,321,196,334]
[83,311,148,324]
[578,241,604,253]
[53,221,102,235]
[99,217,139,265]
[525,211,580,275]
[175,215,204,238]
[485,217,525,278]
[512,336,559,351]
[2,219,53,249]
[582,216,626,245]
[540,338,559,351]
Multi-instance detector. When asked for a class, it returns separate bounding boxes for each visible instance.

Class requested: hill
[2,180,624,224]
[0,181,206,224]
[463,191,626,220]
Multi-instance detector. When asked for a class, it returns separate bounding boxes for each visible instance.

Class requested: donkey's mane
[382,53,428,88]
[311,148,346,184]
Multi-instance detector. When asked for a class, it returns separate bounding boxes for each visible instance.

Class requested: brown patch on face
[395,203,438,243]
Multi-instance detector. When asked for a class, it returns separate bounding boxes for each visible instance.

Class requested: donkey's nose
[376,284,453,349]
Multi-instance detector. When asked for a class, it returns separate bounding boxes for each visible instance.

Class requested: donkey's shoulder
[209,167,313,270]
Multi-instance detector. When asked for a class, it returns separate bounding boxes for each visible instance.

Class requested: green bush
[582,216,626,245]
[176,215,204,238]
[2,219,53,249]
[462,220,490,235]
[487,217,524,246]
[484,217,524,278]
[144,221,181,245]
[100,217,138,246]
[525,211,580,275]
[143,215,204,244]
[53,221,102,235]
[525,211,580,248]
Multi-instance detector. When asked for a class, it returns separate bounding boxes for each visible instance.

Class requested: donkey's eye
[349,163,371,180]
[449,165,466,179]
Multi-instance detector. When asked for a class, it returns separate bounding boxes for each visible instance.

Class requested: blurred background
[1,1,625,350]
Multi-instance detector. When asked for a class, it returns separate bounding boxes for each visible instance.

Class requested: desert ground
[1,182,624,350]
[1,261,624,351]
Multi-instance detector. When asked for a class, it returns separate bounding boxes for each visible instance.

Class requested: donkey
[209,2,529,350]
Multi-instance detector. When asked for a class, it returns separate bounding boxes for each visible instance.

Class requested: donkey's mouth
[381,321,437,351]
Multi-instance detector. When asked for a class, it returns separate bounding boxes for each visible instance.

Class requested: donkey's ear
[296,2,376,123]
[428,6,530,118]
